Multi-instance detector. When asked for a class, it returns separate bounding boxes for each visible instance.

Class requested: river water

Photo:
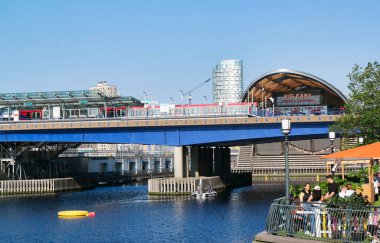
[0,184,282,243]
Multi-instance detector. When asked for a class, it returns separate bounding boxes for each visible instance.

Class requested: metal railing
[266,199,380,242]
[59,149,174,159]
[0,105,345,122]
[63,169,174,181]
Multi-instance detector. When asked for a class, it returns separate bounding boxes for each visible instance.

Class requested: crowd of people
[299,175,360,205]
[295,175,358,236]
[292,173,380,238]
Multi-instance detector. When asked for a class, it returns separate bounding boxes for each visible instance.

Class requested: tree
[332,62,380,144]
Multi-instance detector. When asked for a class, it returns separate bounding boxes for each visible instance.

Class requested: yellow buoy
[58,210,89,217]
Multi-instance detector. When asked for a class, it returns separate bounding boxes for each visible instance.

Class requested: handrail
[266,199,380,242]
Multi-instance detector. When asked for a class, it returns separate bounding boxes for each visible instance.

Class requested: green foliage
[331,61,380,144]
[328,192,370,208]
[290,169,372,201]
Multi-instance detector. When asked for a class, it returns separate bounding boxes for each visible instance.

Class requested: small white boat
[191,190,217,199]
[191,179,217,199]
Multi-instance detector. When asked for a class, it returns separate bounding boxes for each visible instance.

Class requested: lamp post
[329,131,336,175]
[281,118,291,203]
[359,137,364,169]
[329,132,336,153]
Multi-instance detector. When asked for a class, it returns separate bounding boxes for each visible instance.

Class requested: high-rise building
[90,81,118,96]
[212,60,243,103]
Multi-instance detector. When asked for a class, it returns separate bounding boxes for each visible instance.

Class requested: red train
[2,103,255,120]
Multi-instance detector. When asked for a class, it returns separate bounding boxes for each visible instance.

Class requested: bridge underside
[0,122,333,147]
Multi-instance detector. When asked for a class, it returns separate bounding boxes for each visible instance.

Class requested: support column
[214,147,223,176]
[213,147,231,176]
[160,158,164,173]
[174,146,186,178]
[223,147,231,175]
[198,147,213,177]
[190,146,200,177]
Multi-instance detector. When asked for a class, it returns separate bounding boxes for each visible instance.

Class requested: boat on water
[191,178,217,199]
[191,189,217,199]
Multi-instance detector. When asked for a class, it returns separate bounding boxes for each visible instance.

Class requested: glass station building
[233,69,350,175]
[241,69,347,116]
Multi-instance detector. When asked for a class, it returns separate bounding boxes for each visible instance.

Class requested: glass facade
[213,60,243,103]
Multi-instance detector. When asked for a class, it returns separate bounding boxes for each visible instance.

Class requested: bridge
[0,114,339,182]
[0,115,338,146]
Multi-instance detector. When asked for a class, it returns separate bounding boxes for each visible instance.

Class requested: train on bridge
[0,103,343,121]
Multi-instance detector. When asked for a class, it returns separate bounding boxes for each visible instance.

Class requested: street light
[281,118,291,203]
[329,132,336,152]
[329,131,336,175]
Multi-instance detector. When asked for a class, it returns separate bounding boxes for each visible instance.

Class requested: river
[0,184,283,242]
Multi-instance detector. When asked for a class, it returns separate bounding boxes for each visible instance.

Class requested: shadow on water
[0,183,283,242]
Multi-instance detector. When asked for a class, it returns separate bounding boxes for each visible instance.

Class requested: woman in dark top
[308,185,324,204]
[299,183,311,202]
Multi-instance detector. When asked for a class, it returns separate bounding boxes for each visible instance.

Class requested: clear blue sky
[0,0,379,103]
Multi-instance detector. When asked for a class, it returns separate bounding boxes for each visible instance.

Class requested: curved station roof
[241,69,348,107]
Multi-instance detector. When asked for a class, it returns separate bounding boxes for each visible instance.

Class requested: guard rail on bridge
[0,114,342,131]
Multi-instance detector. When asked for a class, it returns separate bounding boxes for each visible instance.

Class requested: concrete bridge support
[174,146,187,178]
[190,146,200,177]
[175,146,231,178]
[199,147,213,177]
[189,146,229,177]
[213,147,231,176]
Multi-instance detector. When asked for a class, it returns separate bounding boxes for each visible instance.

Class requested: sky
[0,0,379,104]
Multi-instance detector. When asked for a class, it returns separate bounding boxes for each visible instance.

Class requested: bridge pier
[174,146,187,178]
[189,146,231,177]
[150,145,251,195]
[214,147,231,176]
[190,146,200,177]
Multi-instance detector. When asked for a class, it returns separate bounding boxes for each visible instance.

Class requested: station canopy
[241,69,348,107]
[0,90,141,108]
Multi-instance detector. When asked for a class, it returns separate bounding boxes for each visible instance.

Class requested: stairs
[236,145,253,170]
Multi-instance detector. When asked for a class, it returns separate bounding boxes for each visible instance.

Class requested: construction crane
[180,79,211,104]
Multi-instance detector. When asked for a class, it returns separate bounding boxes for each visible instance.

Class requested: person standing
[324,175,339,201]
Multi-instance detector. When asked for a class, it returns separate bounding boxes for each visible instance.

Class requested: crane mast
[180,79,211,104]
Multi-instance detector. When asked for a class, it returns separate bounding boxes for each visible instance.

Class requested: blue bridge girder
[0,116,339,146]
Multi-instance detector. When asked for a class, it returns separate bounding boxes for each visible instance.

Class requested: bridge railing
[59,149,174,159]
[0,105,345,122]
[266,200,379,242]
